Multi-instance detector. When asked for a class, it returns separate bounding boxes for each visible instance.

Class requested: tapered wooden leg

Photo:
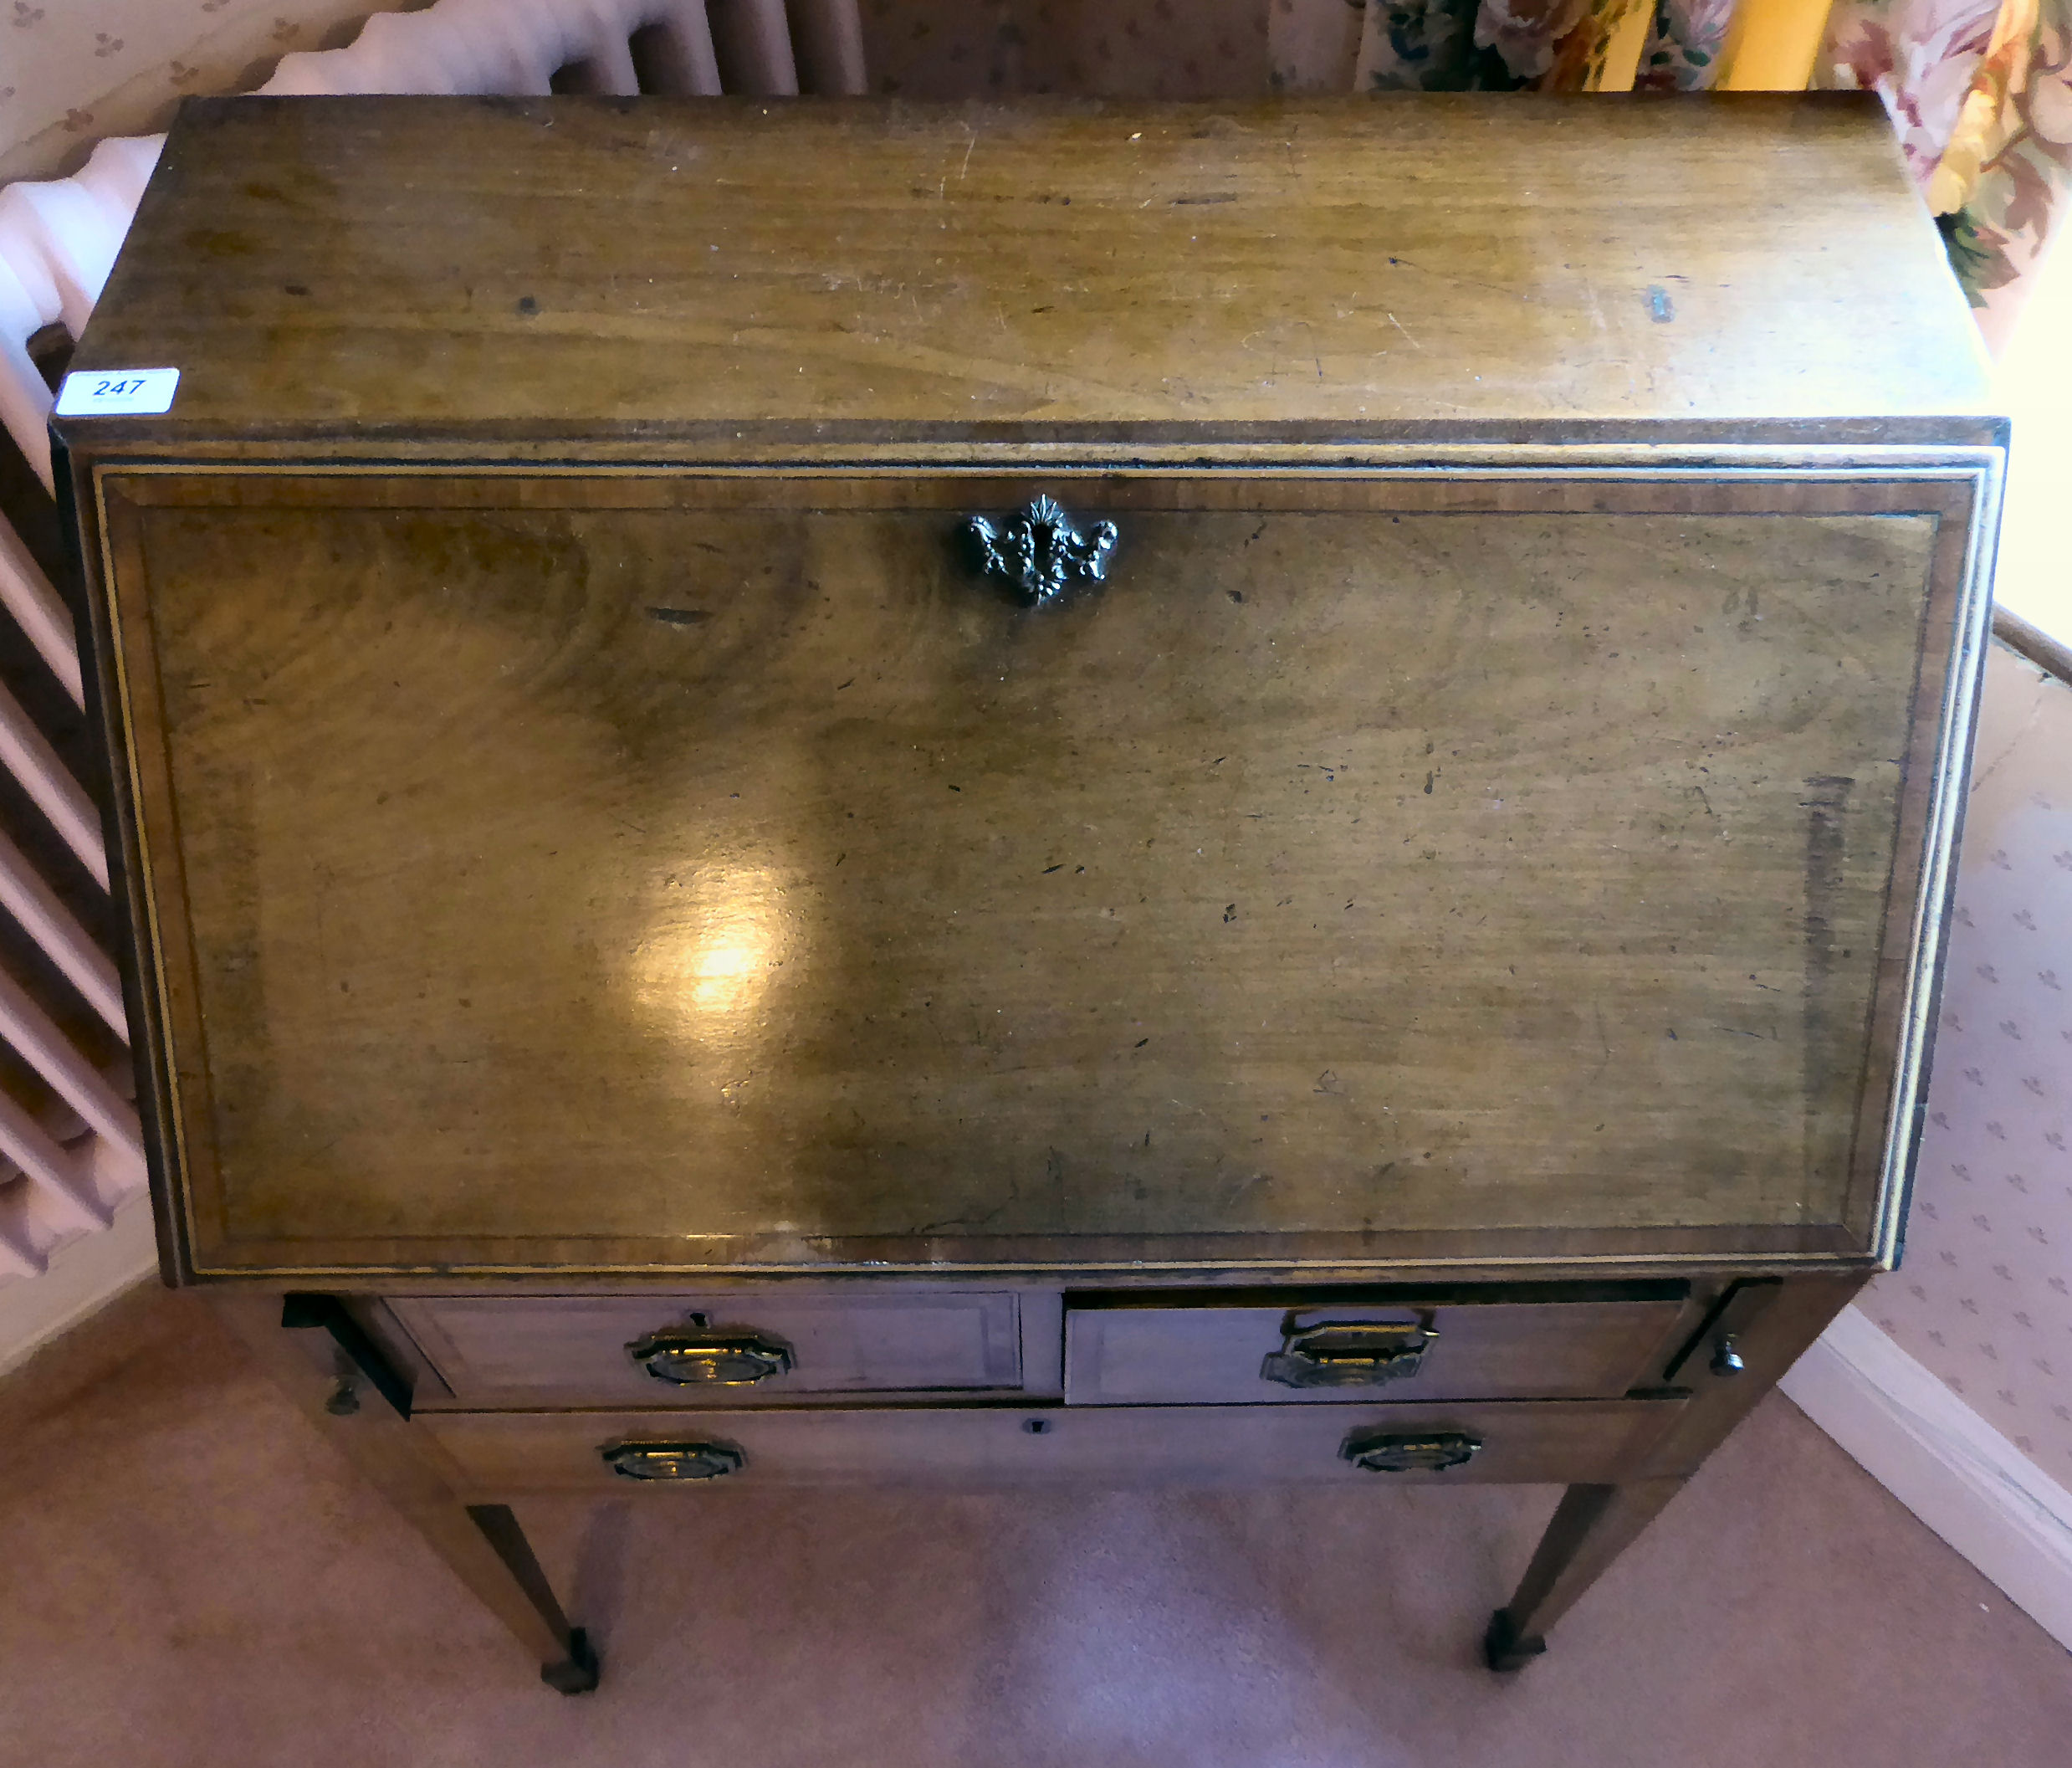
[209,1293,599,1694]
[1483,1270,1874,1671]
[1483,1478,1686,1669]
[467,1504,600,1693]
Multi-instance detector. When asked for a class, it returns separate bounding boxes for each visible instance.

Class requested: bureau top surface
[64,92,1993,448]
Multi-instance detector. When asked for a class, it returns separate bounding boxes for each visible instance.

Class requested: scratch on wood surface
[1581,276,1609,336]
[1385,312,1425,352]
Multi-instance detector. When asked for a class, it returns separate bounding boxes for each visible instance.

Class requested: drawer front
[420,1397,1686,1493]
[388,1293,1023,1407]
[1065,1296,1686,1406]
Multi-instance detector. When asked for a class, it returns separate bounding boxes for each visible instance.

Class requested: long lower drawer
[419,1397,1686,1493]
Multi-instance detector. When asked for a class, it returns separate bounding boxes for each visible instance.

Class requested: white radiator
[0,0,867,1284]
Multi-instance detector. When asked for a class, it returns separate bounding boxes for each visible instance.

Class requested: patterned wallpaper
[1865,639,2072,1483]
[0,0,390,182]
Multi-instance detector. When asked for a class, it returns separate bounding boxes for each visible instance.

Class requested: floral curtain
[1824,0,2071,346]
[1289,0,2071,346]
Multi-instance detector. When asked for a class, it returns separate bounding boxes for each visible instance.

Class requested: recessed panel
[115,477,1938,1265]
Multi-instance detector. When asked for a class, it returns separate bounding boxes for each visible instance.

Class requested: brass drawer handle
[1340,1429,1483,1474]
[964,495,1118,606]
[1261,1315,1436,1389]
[627,1325,795,1386]
[600,1439,746,1482]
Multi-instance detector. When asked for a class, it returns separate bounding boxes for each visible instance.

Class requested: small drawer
[387,1292,1023,1407]
[1065,1289,1687,1406]
[419,1396,1688,1493]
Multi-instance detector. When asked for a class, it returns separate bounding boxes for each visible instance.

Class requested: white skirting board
[1780,1302,2072,1653]
[0,1189,158,1381]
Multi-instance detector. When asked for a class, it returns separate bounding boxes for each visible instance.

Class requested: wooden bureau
[54,94,2001,1694]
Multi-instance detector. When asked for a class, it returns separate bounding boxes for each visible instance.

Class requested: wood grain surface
[1064,1295,1686,1404]
[49,98,2009,1675]
[417,1396,1689,1491]
[96,469,1958,1273]
[62,94,1992,443]
[58,97,2001,1281]
[390,1289,1026,1406]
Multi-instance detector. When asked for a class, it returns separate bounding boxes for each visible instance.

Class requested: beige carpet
[3,1281,2068,1767]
